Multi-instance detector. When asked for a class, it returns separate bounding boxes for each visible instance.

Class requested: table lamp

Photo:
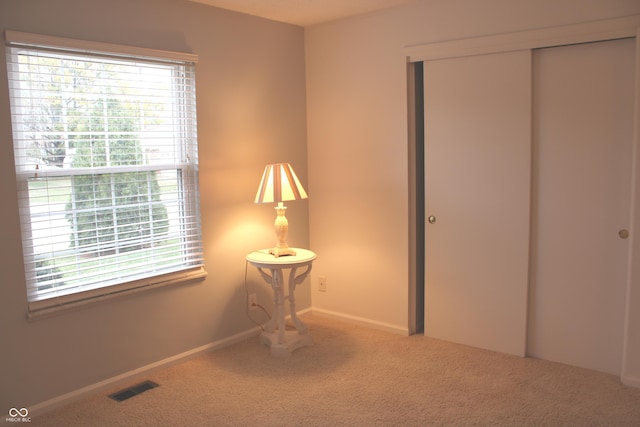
[255,163,308,257]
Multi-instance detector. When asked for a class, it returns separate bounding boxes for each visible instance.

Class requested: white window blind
[5,31,205,315]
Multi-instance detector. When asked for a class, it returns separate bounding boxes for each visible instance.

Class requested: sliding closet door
[423,50,531,356]
[528,38,635,375]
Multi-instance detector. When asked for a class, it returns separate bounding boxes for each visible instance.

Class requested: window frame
[5,31,206,318]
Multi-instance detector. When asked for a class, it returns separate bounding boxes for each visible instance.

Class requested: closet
[408,16,640,380]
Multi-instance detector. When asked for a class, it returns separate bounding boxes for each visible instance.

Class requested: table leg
[253,263,313,357]
[287,264,312,334]
[256,267,277,333]
[274,269,286,344]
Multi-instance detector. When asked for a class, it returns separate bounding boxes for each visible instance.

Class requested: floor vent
[109,380,159,402]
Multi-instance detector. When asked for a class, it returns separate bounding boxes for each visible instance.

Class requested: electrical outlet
[248,293,258,310]
[318,276,327,292]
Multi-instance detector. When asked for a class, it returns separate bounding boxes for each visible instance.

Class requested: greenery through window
[6,32,204,310]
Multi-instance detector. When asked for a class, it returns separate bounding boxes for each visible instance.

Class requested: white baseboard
[622,374,640,388]
[296,307,313,317]
[28,326,262,417]
[311,307,409,336]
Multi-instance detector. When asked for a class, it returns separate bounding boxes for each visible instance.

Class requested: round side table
[246,248,317,357]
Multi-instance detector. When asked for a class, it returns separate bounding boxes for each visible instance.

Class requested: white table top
[246,248,316,268]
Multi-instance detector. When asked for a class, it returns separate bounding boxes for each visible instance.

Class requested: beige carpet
[34,315,640,426]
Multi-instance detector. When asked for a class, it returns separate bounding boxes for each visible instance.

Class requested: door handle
[428,215,436,224]
[619,229,629,239]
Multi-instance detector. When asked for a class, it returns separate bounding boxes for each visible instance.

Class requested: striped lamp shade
[255,163,308,204]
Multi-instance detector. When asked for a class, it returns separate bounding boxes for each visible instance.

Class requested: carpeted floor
[33,315,640,426]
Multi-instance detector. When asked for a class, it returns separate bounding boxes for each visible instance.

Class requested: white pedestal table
[245,248,316,357]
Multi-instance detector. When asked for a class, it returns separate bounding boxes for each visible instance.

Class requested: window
[5,31,205,316]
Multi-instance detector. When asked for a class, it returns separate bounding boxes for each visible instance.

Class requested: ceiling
[188,0,417,27]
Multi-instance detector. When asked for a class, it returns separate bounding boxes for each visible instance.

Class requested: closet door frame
[405,15,640,386]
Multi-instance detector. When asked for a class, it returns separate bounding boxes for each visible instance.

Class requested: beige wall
[305,0,640,360]
[0,0,309,409]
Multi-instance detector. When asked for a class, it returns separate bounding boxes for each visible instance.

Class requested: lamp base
[270,203,296,257]
[269,247,297,257]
